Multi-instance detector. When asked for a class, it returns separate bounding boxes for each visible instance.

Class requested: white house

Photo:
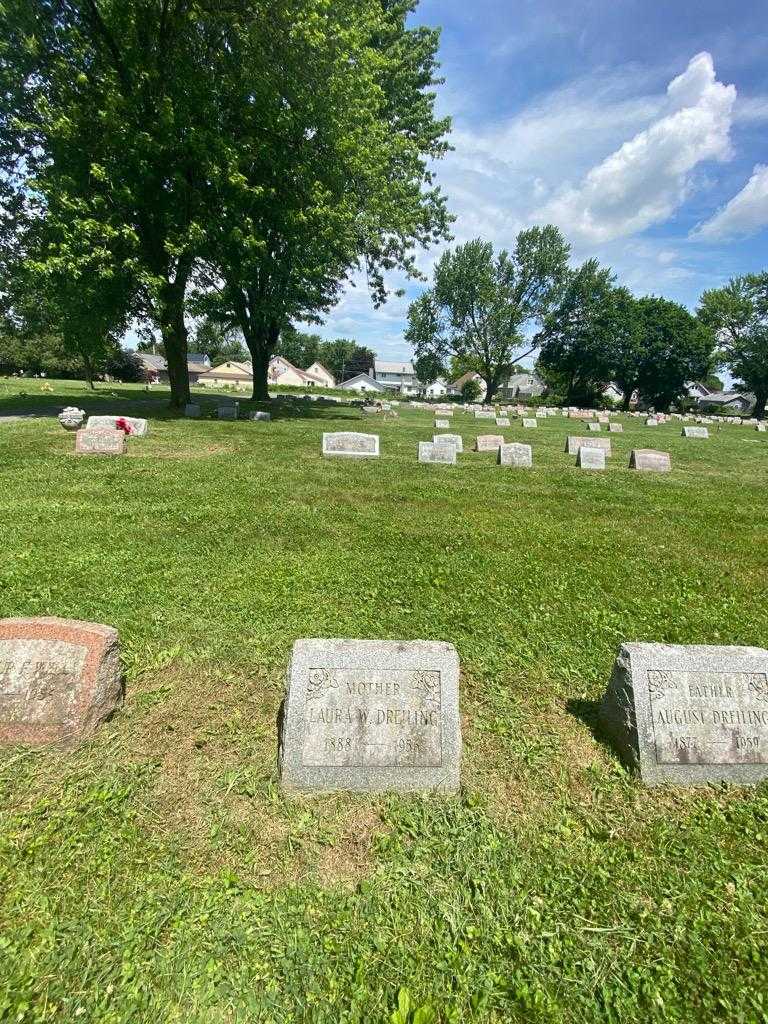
[267,355,329,388]
[424,377,449,399]
[373,360,420,395]
[339,372,387,394]
[305,361,336,388]
[602,383,624,404]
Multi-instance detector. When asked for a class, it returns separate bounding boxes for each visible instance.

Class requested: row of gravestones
[1,618,765,790]
[322,432,674,472]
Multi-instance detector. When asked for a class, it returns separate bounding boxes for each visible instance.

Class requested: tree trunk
[619,381,633,412]
[245,322,280,401]
[158,277,190,408]
[484,376,497,404]
[754,389,767,421]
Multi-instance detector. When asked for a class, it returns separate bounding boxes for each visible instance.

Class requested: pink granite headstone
[0,618,122,746]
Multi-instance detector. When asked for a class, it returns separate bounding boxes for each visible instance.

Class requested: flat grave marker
[609,423,624,433]
[0,617,122,747]
[86,415,148,436]
[600,642,768,786]
[566,436,611,456]
[587,422,602,432]
[435,419,450,429]
[322,432,380,458]
[279,639,461,793]
[474,434,504,452]
[576,446,606,470]
[433,434,463,453]
[682,426,709,439]
[522,418,537,429]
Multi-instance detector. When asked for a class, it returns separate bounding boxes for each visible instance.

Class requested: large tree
[698,273,768,419]
[634,297,713,411]
[406,229,570,403]
[536,260,618,407]
[195,0,451,400]
[1,1,264,407]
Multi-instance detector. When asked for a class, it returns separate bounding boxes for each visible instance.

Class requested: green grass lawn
[1,378,767,1023]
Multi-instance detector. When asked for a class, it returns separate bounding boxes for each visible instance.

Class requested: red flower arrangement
[114,417,133,435]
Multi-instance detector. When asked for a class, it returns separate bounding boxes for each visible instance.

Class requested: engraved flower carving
[413,670,440,704]
[747,674,768,704]
[307,668,336,700]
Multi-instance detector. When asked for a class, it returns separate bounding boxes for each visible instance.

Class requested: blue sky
[311,0,768,367]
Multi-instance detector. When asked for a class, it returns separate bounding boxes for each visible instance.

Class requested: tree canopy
[406,229,570,402]
[698,273,768,419]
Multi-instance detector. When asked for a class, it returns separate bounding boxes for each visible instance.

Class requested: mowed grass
[1,379,767,1024]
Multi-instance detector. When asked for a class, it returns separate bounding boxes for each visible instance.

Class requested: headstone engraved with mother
[279,639,461,793]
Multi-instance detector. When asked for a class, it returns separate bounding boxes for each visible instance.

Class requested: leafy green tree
[635,297,714,411]
[318,339,375,382]
[1,1,267,407]
[406,229,570,403]
[276,328,323,370]
[460,377,482,403]
[698,273,768,419]
[193,318,249,366]
[194,0,451,400]
[537,260,617,407]
[414,352,445,387]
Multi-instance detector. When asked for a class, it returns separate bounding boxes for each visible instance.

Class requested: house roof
[307,361,334,378]
[339,372,385,390]
[451,371,482,389]
[138,352,212,373]
[187,353,210,366]
[269,355,329,386]
[375,360,415,375]
[137,353,166,370]
[699,391,752,406]
[199,361,254,379]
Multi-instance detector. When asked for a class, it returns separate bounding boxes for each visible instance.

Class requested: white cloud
[691,164,768,241]
[532,53,736,243]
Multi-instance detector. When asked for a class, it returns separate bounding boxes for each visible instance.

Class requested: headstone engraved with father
[279,639,461,793]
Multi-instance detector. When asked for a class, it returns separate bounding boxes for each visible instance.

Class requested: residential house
[686,381,712,401]
[424,378,449,399]
[698,390,754,414]
[602,383,624,404]
[267,355,329,388]
[136,352,211,385]
[198,360,254,386]
[450,371,486,399]
[339,372,387,394]
[305,362,336,388]
[373,360,421,395]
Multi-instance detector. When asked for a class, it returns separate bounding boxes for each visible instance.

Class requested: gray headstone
[566,436,611,456]
[75,428,126,456]
[576,446,606,470]
[498,443,532,468]
[86,415,148,436]
[587,422,602,432]
[322,432,380,458]
[600,642,768,786]
[629,449,671,472]
[522,418,537,429]
[474,434,504,452]
[433,434,463,453]
[495,417,511,427]
[609,423,623,433]
[362,405,381,415]
[58,407,85,430]
[435,419,450,428]
[250,411,271,421]
[474,411,495,420]
[418,441,456,465]
[279,639,461,794]
[218,405,238,420]
[185,403,201,418]
[0,617,122,747]
[682,426,709,439]
[645,417,658,427]
[756,423,767,432]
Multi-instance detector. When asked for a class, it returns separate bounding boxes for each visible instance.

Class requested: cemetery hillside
[1,379,768,1021]
[2,1,768,1022]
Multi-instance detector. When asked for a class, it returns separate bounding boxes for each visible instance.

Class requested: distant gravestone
[418,441,456,465]
[629,449,671,472]
[599,642,768,786]
[522,418,537,429]
[474,434,504,452]
[250,411,271,421]
[86,415,148,436]
[362,405,381,416]
[58,407,85,431]
[75,428,126,456]
[474,410,495,420]
[435,419,450,429]
[576,446,605,470]
[498,443,532,468]
[757,423,767,433]
[322,432,380,458]
[0,617,122,747]
[495,417,511,427]
[434,434,463,453]
[184,403,201,418]
[682,426,709,439]
[587,422,602,432]
[609,423,624,433]
[218,405,238,420]
[645,417,658,427]
[566,436,611,456]
[279,639,461,794]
